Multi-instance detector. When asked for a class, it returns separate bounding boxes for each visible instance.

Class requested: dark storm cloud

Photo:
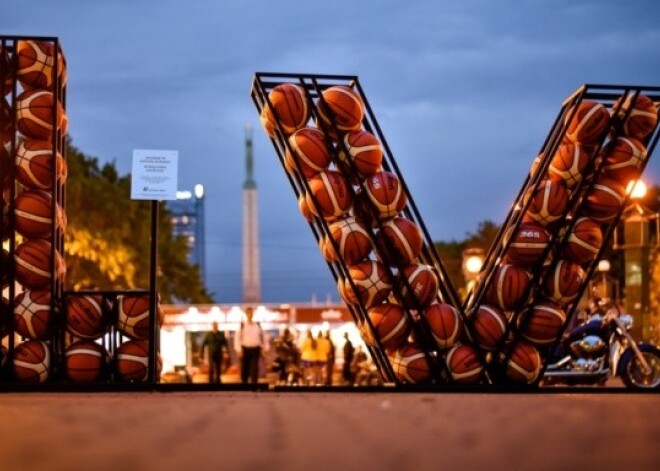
[2,0,659,302]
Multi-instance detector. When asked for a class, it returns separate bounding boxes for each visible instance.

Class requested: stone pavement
[0,392,658,471]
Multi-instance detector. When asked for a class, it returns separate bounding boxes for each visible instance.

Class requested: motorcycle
[543,305,660,389]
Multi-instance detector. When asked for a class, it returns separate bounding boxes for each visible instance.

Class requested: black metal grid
[463,84,660,386]
[251,72,472,385]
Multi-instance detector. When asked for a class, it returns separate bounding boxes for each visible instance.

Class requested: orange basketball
[425,303,463,350]
[501,341,541,384]
[364,171,407,220]
[337,130,383,178]
[261,83,310,136]
[611,93,658,141]
[1,97,12,145]
[315,86,364,139]
[398,263,439,309]
[584,177,626,223]
[14,189,55,239]
[65,340,109,383]
[601,137,647,184]
[306,170,352,220]
[548,141,592,188]
[376,217,423,267]
[118,294,156,340]
[505,222,550,267]
[485,264,531,311]
[0,46,14,95]
[116,340,150,382]
[260,108,277,138]
[445,344,483,384]
[12,340,50,383]
[389,343,431,384]
[543,259,586,305]
[16,90,65,140]
[339,260,392,309]
[16,139,66,189]
[13,290,52,340]
[14,239,64,289]
[525,179,569,226]
[470,304,508,351]
[66,294,107,339]
[321,216,372,265]
[565,100,610,145]
[284,127,332,178]
[564,217,602,264]
[518,300,566,346]
[16,40,60,89]
[364,302,410,350]
[297,192,314,222]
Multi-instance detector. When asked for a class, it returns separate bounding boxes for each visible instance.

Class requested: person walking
[324,331,336,386]
[300,330,318,385]
[316,331,330,386]
[199,321,228,384]
[234,307,268,384]
[342,332,354,385]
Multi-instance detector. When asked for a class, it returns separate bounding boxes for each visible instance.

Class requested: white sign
[131,149,178,200]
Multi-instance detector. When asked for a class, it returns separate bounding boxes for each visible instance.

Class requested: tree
[64,141,212,303]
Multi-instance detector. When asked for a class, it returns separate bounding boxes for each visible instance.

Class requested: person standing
[342,332,354,385]
[300,330,318,385]
[316,331,330,386]
[199,321,228,384]
[324,331,336,386]
[234,307,268,384]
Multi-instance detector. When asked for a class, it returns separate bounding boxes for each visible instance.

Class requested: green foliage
[434,220,501,298]
[65,140,212,303]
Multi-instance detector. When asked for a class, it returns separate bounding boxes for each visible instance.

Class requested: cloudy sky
[3,0,659,303]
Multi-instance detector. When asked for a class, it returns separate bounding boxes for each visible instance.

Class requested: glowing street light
[627,179,647,200]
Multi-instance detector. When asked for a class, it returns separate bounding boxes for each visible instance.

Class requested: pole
[148,200,159,384]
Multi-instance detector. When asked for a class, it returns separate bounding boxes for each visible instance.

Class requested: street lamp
[462,248,485,297]
[597,259,610,299]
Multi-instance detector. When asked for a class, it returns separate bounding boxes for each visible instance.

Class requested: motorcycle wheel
[619,344,660,389]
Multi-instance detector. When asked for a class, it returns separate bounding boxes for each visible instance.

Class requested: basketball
[315,86,364,139]
[564,217,602,264]
[565,100,610,145]
[484,264,532,311]
[611,93,658,141]
[14,239,64,289]
[364,171,407,220]
[376,217,423,267]
[16,139,65,189]
[445,344,483,384]
[601,137,647,184]
[505,222,550,267]
[365,302,410,350]
[501,341,541,384]
[518,300,566,346]
[306,170,352,220]
[298,192,314,221]
[13,290,52,340]
[548,141,592,188]
[16,40,59,89]
[469,304,508,351]
[337,130,383,178]
[525,179,569,226]
[65,340,109,383]
[261,83,310,135]
[116,340,150,382]
[0,47,14,95]
[543,259,586,305]
[321,216,373,265]
[118,294,157,340]
[14,189,55,239]
[425,303,463,350]
[1,98,13,144]
[16,90,65,140]
[66,294,107,339]
[388,343,431,384]
[583,177,626,223]
[260,108,277,138]
[339,260,392,309]
[397,263,439,309]
[12,340,50,383]
[284,127,332,178]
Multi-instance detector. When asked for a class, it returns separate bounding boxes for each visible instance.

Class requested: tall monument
[242,123,261,303]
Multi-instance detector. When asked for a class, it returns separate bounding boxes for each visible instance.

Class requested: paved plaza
[0,391,658,471]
